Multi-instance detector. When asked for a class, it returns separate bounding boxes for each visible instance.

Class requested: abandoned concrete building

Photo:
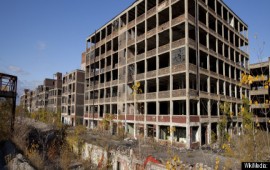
[61,70,85,126]
[20,72,62,113]
[250,58,270,129]
[47,72,63,113]
[84,0,249,148]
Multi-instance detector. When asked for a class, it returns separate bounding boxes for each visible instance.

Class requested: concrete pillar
[208,123,211,144]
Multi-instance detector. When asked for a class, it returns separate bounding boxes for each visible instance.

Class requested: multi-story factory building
[48,72,62,113]
[61,70,85,126]
[83,0,249,148]
[250,58,270,128]
[20,72,62,113]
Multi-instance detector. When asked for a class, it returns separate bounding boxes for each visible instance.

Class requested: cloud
[37,41,47,50]
[7,65,29,75]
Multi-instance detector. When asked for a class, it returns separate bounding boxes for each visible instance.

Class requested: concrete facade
[84,0,249,148]
[61,70,85,126]
[250,58,270,128]
[20,72,62,113]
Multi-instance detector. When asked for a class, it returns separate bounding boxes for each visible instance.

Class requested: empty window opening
[159,52,170,69]
[137,1,145,17]
[120,14,127,28]
[147,79,157,93]
[199,6,207,25]
[189,74,197,90]
[147,0,156,11]
[159,76,170,91]
[230,48,234,61]
[105,88,111,98]
[219,80,224,95]
[217,21,222,37]
[172,23,185,41]
[172,0,184,19]
[113,53,119,69]
[210,78,217,94]
[218,40,223,55]
[159,30,170,47]
[218,60,223,75]
[225,82,230,96]
[174,127,186,143]
[208,0,215,12]
[173,73,186,90]
[173,100,186,115]
[188,0,195,17]
[230,31,234,45]
[217,1,222,17]
[190,100,198,115]
[137,41,145,55]
[200,74,208,92]
[112,86,118,97]
[112,70,118,80]
[159,101,170,115]
[128,8,135,22]
[147,124,156,138]
[224,44,229,59]
[147,35,156,51]
[106,72,111,82]
[224,26,229,41]
[200,50,208,69]
[209,34,216,52]
[209,14,216,32]
[225,63,230,77]
[231,84,236,98]
[211,100,218,116]
[191,126,199,142]
[107,56,111,67]
[235,35,240,48]
[210,56,217,72]
[112,104,117,114]
[147,15,156,31]
[200,98,208,116]
[147,57,156,71]
[189,48,196,65]
[113,37,119,52]
[137,21,145,37]
[106,41,111,52]
[101,28,106,40]
[137,102,144,114]
[231,67,235,79]
[158,8,169,26]
[159,126,170,140]
[199,28,207,47]
[188,24,195,41]
[99,105,104,117]
[137,60,145,74]
[101,44,105,55]
[100,89,104,98]
[147,102,156,115]
[100,74,105,83]
[107,24,112,36]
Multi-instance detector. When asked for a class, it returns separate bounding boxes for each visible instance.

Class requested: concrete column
[208,123,211,144]
[156,124,160,141]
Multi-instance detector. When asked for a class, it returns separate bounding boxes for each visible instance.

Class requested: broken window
[173,100,186,115]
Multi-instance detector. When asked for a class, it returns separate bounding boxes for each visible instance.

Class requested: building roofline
[86,0,248,42]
